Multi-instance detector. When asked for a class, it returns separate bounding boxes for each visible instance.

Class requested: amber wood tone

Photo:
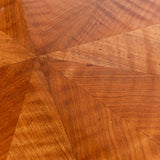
[43,57,160,142]
[0,0,33,49]
[7,61,76,160]
[8,59,160,160]
[44,23,160,143]
[0,31,34,67]
[0,60,34,160]
[1,0,160,159]
[47,23,160,75]
[1,0,160,54]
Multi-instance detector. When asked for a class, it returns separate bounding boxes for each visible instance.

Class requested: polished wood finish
[0,31,34,67]
[1,0,160,159]
[8,59,160,160]
[1,0,160,54]
[44,57,160,142]
[7,61,76,160]
[0,0,32,49]
[47,24,160,74]
[0,60,34,160]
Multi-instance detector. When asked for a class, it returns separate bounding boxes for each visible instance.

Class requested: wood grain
[43,56,160,144]
[1,0,160,159]
[47,24,160,75]
[27,57,160,160]
[0,0,33,49]
[7,61,76,160]
[1,0,160,54]
[0,31,35,67]
[0,60,34,160]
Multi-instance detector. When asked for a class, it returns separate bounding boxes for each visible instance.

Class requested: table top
[1,0,160,159]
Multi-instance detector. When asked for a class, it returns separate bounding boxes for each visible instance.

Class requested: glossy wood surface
[1,0,160,159]
[1,0,160,54]
[0,60,34,159]
[0,31,34,67]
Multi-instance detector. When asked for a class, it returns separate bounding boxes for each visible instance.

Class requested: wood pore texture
[1,0,160,159]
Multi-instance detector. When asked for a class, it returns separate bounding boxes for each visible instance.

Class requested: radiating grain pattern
[43,57,160,144]
[0,0,33,49]
[30,57,160,160]
[0,60,34,160]
[48,24,160,75]
[0,31,34,67]
[2,0,160,54]
[1,0,160,159]
[7,61,76,160]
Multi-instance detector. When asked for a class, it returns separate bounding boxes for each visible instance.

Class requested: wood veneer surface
[0,0,160,159]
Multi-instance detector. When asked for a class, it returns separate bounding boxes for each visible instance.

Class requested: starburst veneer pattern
[1,0,160,160]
